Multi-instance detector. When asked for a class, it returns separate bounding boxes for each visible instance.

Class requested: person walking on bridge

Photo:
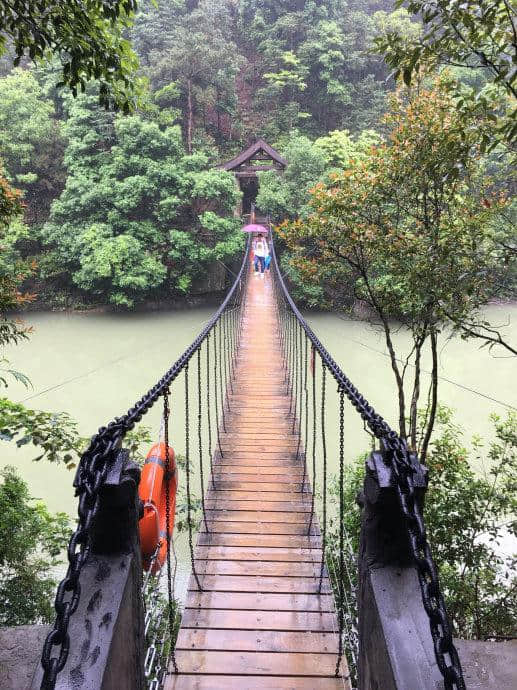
[253,233,268,278]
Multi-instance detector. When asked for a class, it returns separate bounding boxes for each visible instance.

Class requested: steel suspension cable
[206,335,215,490]
[336,386,345,677]
[185,364,202,592]
[318,364,327,593]
[197,348,209,534]
[163,389,178,674]
[307,347,317,535]
[299,335,309,493]
[213,322,224,459]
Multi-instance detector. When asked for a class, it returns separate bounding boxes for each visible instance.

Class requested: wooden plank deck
[166,269,347,689]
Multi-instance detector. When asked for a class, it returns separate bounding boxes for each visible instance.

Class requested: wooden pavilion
[218,139,287,217]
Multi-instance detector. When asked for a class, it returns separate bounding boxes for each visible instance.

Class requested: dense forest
[0,0,422,308]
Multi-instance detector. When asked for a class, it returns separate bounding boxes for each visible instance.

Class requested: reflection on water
[2,302,516,600]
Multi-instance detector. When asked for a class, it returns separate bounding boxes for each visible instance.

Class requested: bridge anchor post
[32,449,146,690]
[357,450,445,690]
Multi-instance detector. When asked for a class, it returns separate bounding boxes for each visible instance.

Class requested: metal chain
[336,386,345,677]
[307,347,317,535]
[318,365,327,593]
[197,348,209,534]
[218,317,227,433]
[163,389,178,675]
[206,335,215,490]
[185,364,202,591]
[299,335,309,493]
[213,323,224,460]
[270,238,465,690]
[291,320,299,434]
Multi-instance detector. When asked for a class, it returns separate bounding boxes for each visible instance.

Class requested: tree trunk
[420,327,438,462]
[409,333,426,450]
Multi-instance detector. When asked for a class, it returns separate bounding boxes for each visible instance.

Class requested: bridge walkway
[167,268,346,688]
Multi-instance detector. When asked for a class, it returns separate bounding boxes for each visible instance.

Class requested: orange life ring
[138,442,177,574]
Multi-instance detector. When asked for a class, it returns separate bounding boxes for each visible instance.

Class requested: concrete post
[31,449,145,690]
[357,450,445,690]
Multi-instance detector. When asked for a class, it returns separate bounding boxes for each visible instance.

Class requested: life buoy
[138,442,177,574]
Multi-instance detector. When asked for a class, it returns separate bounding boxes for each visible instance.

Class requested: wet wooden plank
[184,592,334,612]
[204,510,310,524]
[166,675,346,689]
[194,546,323,562]
[176,629,339,653]
[188,574,332,594]
[172,651,343,676]
[204,500,311,512]
[200,521,317,535]
[180,608,337,632]
[193,560,322,577]
[196,533,322,548]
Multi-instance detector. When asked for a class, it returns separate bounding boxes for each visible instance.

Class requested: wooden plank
[196,534,322,548]
[180,608,337,632]
[211,464,303,475]
[211,474,304,485]
[204,500,311,512]
[203,491,309,501]
[194,546,323,563]
[200,522,317,535]
[205,482,306,492]
[184,591,334,612]
[172,650,342,676]
[166,675,346,689]
[176,629,339,653]
[193,560,322,577]
[203,510,310,524]
[188,575,331,594]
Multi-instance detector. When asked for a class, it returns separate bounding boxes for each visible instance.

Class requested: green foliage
[0,69,66,223]
[42,95,243,306]
[327,408,517,640]
[376,0,517,146]
[0,465,70,625]
[0,0,141,112]
[314,129,382,170]
[0,398,83,467]
[424,408,516,638]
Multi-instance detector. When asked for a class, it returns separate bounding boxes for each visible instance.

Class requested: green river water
[2,302,516,599]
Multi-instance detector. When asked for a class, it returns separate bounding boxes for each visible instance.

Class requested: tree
[376,0,517,145]
[280,77,513,458]
[147,1,241,152]
[0,466,70,625]
[0,68,65,224]
[42,94,242,307]
[0,0,140,111]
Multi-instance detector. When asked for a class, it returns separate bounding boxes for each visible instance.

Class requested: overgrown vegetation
[0,465,70,625]
[326,408,517,645]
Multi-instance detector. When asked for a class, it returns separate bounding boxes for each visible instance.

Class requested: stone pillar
[357,450,445,690]
[32,450,145,690]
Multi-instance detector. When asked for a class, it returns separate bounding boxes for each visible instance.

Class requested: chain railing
[40,238,250,690]
[269,236,466,690]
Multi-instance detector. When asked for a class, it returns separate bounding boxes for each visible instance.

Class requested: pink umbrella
[242,223,268,233]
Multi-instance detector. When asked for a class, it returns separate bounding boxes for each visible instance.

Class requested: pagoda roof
[219,139,287,173]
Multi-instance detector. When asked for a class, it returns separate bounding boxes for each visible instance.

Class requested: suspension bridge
[36,237,466,690]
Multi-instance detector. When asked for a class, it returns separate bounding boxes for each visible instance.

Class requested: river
[2,302,516,599]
